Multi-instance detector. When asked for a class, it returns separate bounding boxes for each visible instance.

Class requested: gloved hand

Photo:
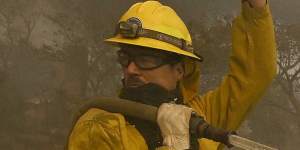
[157,103,193,150]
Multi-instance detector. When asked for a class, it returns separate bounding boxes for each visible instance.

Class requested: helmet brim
[104,35,202,61]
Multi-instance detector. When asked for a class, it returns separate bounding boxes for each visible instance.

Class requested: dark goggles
[117,50,182,70]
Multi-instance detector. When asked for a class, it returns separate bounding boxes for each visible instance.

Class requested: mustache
[124,76,145,87]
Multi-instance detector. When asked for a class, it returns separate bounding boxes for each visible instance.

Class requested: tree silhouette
[275,23,300,126]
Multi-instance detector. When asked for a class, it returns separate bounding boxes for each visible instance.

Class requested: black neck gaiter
[119,83,183,149]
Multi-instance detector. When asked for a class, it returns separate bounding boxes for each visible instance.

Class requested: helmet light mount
[118,17,142,38]
[116,17,198,56]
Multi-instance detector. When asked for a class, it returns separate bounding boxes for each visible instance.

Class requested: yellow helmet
[105,1,202,61]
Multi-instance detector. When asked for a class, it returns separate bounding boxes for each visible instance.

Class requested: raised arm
[189,0,277,134]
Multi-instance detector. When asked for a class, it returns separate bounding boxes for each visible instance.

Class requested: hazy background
[0,0,299,149]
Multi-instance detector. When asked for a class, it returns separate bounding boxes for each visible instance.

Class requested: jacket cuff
[241,0,270,21]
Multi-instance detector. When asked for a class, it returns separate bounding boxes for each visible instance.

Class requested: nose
[125,61,141,75]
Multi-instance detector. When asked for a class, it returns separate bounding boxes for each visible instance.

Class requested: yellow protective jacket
[68,1,277,150]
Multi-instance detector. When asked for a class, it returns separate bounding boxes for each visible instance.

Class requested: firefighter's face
[118,46,184,91]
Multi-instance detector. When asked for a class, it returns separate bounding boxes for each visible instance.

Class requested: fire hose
[71,96,278,150]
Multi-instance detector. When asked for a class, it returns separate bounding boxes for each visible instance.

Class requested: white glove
[157,103,193,150]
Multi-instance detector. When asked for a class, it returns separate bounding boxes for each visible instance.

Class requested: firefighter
[68,0,277,149]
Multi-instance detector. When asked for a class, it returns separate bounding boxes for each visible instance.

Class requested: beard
[120,78,183,106]
[123,75,145,88]
[119,83,170,107]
